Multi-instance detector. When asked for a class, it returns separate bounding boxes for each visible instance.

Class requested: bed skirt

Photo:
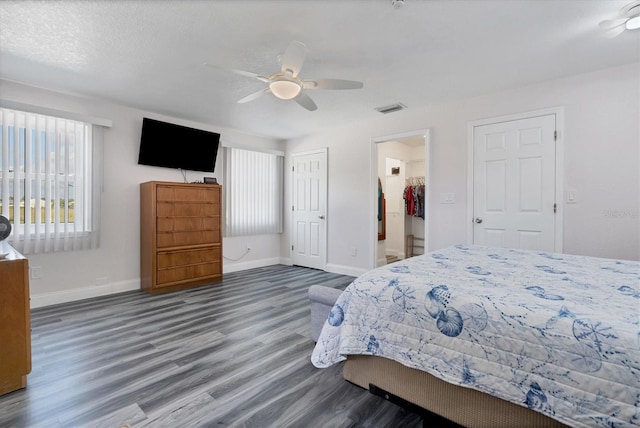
[343,355,567,428]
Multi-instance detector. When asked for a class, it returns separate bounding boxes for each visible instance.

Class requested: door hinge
[553,203,557,213]
[554,130,557,141]
[292,166,295,172]
[291,244,294,251]
[292,205,295,211]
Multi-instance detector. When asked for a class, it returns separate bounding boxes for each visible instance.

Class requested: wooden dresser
[0,241,31,396]
[140,181,222,293]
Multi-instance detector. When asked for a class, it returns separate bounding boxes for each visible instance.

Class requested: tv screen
[138,118,220,172]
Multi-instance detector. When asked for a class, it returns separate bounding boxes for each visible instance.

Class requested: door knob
[319,215,325,220]
[475,217,483,224]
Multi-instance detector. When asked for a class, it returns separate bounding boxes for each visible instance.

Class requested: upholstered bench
[308,285,343,342]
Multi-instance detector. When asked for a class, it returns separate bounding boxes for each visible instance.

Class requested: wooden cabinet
[0,241,31,396]
[140,181,222,293]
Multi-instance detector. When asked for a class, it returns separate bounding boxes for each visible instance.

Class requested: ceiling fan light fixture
[626,14,640,30]
[269,78,302,100]
[602,1,640,36]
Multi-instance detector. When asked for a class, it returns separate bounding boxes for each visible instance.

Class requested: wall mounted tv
[138,117,221,172]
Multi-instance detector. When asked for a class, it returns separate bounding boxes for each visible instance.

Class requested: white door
[292,149,327,269]
[472,114,557,251]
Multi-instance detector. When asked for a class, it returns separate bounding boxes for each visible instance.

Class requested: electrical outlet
[30,266,42,280]
[351,247,357,257]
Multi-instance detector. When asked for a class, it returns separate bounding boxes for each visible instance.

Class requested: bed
[311,245,640,427]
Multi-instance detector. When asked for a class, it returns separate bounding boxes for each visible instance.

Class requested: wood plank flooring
[0,265,423,427]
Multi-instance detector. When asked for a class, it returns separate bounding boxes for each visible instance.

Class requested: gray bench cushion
[308,285,343,342]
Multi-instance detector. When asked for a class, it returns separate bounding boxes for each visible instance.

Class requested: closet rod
[405,176,425,186]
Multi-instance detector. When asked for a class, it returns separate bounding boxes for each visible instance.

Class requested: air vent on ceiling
[375,103,407,114]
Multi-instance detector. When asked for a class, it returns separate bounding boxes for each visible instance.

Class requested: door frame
[370,129,431,270]
[466,107,564,252]
[290,147,328,270]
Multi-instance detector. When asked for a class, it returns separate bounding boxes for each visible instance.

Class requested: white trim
[289,148,327,158]
[0,99,112,127]
[221,139,285,157]
[370,129,432,269]
[290,147,328,271]
[554,110,565,253]
[466,125,475,245]
[423,130,432,253]
[30,279,139,308]
[325,263,367,278]
[223,257,283,273]
[466,107,564,252]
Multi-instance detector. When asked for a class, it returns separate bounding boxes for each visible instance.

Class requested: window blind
[0,107,101,254]
[224,147,283,237]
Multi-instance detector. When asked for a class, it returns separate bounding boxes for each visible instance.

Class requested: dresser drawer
[156,185,219,202]
[157,247,220,269]
[156,260,222,286]
[157,230,220,248]
[157,216,219,233]
[157,201,218,218]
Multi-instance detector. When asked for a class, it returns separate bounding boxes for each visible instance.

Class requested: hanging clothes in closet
[403,177,425,219]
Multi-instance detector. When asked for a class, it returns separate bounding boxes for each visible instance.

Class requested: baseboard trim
[30,258,360,308]
[279,257,293,266]
[223,257,282,273]
[386,249,400,257]
[31,279,139,309]
[326,263,367,278]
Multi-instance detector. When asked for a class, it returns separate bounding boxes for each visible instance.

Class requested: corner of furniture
[0,241,31,396]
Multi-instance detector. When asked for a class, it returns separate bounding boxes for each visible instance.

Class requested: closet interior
[375,135,427,267]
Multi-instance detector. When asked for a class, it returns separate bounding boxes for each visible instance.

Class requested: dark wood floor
[0,265,422,427]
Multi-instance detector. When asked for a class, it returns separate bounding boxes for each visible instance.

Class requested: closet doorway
[371,129,431,268]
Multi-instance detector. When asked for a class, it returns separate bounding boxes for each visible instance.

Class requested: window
[224,147,283,236]
[0,107,102,254]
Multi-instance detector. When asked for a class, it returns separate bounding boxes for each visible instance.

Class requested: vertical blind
[0,107,100,254]
[224,147,283,236]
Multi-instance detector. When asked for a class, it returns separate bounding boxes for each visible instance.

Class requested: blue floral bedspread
[311,245,640,427]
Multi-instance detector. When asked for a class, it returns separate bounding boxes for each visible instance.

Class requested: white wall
[3,61,637,306]
[284,63,640,276]
[0,79,285,307]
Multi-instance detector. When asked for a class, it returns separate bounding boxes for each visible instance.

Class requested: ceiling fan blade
[303,78,364,90]
[230,68,270,82]
[599,18,627,31]
[293,92,317,111]
[238,87,270,104]
[281,41,306,77]
[600,20,627,38]
[204,63,269,82]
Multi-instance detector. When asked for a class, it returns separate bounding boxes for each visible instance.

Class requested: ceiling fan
[599,0,640,37]
[205,41,364,111]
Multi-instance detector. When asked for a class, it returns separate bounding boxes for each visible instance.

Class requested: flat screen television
[138,118,220,172]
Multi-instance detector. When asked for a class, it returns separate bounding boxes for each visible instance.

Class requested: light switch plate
[566,190,577,204]
[440,192,455,204]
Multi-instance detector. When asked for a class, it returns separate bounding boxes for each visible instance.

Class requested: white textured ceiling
[1,0,638,140]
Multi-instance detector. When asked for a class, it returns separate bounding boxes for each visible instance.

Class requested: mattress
[311,245,640,427]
